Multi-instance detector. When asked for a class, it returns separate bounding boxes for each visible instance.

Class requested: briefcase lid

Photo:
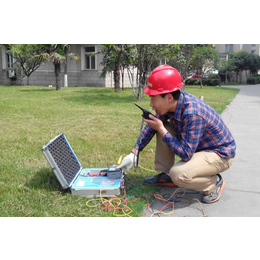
[42,133,82,188]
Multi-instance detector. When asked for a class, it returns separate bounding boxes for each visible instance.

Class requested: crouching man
[119,65,236,204]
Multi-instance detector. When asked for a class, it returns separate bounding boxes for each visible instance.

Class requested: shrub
[185,75,221,86]
[208,73,221,79]
[185,78,201,85]
[202,78,221,86]
[246,75,260,85]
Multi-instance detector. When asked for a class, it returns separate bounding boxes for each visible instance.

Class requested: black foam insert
[47,134,81,185]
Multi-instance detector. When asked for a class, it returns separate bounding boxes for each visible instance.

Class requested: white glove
[118,152,135,171]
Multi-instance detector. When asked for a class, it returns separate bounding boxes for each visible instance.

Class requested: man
[119,65,236,204]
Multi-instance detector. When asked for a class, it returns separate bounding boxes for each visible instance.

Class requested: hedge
[246,75,260,85]
[185,78,221,86]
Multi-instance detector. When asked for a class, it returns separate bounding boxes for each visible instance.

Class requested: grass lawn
[0,85,240,217]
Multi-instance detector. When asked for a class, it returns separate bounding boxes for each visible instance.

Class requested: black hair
[160,90,180,100]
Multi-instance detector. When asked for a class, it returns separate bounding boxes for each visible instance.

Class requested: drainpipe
[64,55,68,87]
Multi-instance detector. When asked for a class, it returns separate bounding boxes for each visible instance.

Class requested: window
[6,51,14,69]
[2,45,16,78]
[84,46,96,70]
[1,45,14,70]
[225,44,233,53]
[251,45,256,54]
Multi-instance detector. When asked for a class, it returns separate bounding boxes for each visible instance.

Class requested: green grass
[0,85,239,217]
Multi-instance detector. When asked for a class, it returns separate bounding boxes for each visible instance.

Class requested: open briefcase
[41,133,124,198]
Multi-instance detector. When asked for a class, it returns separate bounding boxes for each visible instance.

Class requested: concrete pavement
[143,84,260,217]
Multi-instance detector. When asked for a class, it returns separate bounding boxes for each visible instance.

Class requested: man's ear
[166,93,174,103]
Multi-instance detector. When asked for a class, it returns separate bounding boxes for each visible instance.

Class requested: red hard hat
[144,65,184,96]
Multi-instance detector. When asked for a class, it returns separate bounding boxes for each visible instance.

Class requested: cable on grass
[86,188,140,217]
[146,188,208,217]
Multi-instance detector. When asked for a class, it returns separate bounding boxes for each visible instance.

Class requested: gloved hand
[117,152,135,171]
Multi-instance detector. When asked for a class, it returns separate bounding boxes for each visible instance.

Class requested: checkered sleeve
[134,124,157,152]
[162,115,206,161]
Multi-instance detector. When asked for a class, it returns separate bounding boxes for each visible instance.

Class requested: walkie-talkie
[134,103,155,119]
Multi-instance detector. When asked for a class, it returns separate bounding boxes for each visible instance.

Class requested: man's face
[149,95,169,115]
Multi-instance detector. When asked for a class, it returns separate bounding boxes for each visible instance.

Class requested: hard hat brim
[144,83,184,96]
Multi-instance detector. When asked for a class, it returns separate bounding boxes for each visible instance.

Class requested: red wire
[98,188,140,215]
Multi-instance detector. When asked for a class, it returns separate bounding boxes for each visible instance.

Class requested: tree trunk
[121,68,124,90]
[54,62,61,90]
[199,77,203,88]
[225,71,228,83]
[27,76,30,85]
[113,69,120,92]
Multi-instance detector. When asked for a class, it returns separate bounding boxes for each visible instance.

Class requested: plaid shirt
[134,91,236,162]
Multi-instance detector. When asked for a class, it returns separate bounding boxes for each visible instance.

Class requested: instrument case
[42,133,124,197]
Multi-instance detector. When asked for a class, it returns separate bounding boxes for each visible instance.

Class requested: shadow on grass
[143,185,204,216]
[124,172,160,197]
[19,87,139,105]
[125,171,204,216]
[19,88,55,92]
[25,167,69,194]
[63,92,137,106]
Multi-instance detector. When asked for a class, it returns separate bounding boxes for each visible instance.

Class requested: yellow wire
[117,154,157,173]
[86,188,133,217]
[138,165,157,173]
[149,188,207,217]
[151,210,174,217]
[86,155,157,217]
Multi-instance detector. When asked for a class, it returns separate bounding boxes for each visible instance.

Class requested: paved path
[143,85,260,217]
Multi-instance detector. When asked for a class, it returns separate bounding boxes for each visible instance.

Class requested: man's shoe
[201,174,225,204]
[144,172,177,187]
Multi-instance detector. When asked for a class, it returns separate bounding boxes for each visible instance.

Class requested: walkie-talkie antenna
[134,103,155,119]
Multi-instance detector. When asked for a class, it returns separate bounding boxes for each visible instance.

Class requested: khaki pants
[154,123,234,195]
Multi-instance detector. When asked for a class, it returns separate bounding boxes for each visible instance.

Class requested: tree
[130,44,173,99]
[100,44,171,98]
[166,44,216,81]
[228,51,250,83]
[192,46,219,74]
[219,59,236,83]
[166,44,194,79]
[100,44,126,92]
[37,44,80,90]
[191,45,220,87]
[8,44,45,85]
[248,53,260,75]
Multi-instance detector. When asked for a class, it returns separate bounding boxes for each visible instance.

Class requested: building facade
[213,44,260,82]
[213,44,260,59]
[1,44,259,86]
[0,44,115,87]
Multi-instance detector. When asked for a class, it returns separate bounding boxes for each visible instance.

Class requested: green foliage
[100,44,180,98]
[37,44,80,90]
[246,75,260,84]
[248,54,260,74]
[167,44,213,78]
[202,74,221,86]
[9,44,46,84]
[185,76,221,86]
[99,44,223,95]
[208,73,221,79]
[185,78,201,85]
[100,44,131,93]
[202,78,221,86]
[228,51,250,73]
[191,45,220,74]
[8,44,80,90]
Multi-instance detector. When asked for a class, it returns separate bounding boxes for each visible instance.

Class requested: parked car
[186,73,202,79]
